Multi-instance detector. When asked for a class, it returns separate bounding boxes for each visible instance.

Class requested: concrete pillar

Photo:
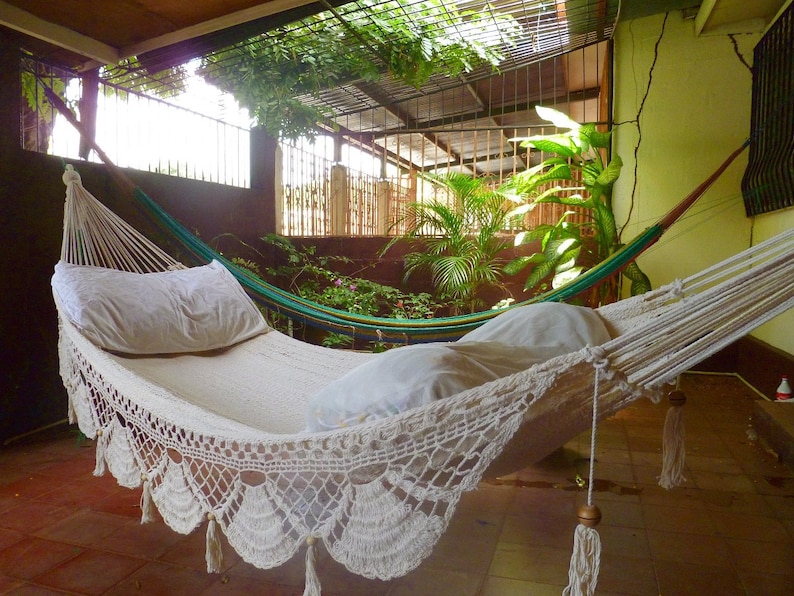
[330,163,348,235]
[250,126,280,234]
[376,179,391,235]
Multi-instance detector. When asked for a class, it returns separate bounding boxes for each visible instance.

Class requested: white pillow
[52,260,270,355]
[458,302,612,351]
[305,302,612,432]
[305,340,556,432]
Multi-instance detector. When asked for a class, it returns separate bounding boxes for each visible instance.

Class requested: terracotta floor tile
[596,498,645,528]
[498,512,573,550]
[34,549,146,595]
[158,527,241,573]
[698,489,774,515]
[0,373,792,594]
[385,565,484,596]
[709,510,791,543]
[457,484,514,515]
[200,574,301,595]
[655,558,746,595]
[0,527,25,552]
[488,542,570,584]
[0,501,73,534]
[91,486,148,519]
[726,538,794,575]
[646,528,734,567]
[692,469,759,492]
[35,509,131,546]
[32,476,121,509]
[103,560,219,595]
[738,570,794,595]
[0,581,71,595]
[0,575,25,592]
[597,524,651,559]
[479,575,562,595]
[642,502,718,535]
[98,520,200,560]
[596,553,658,594]
[0,537,82,580]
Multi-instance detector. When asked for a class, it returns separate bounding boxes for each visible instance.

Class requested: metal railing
[21,56,251,188]
[22,55,590,237]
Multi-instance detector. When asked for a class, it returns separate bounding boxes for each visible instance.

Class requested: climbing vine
[198,0,519,139]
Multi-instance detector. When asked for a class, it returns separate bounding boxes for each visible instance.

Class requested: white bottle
[776,375,792,401]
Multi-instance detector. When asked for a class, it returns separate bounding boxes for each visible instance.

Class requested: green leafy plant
[501,107,651,303]
[383,171,516,313]
[199,0,519,139]
[261,234,441,348]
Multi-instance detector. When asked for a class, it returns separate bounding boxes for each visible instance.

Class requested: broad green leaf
[524,259,558,290]
[552,266,585,288]
[588,128,612,149]
[506,203,535,218]
[591,202,618,246]
[535,192,588,207]
[622,261,652,295]
[595,155,623,187]
[514,225,553,244]
[581,162,602,187]
[503,253,543,276]
[535,105,581,130]
[521,137,578,158]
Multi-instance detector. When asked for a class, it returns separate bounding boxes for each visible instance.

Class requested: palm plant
[501,107,651,303]
[382,172,516,313]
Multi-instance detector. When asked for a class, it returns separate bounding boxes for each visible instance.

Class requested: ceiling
[2,0,788,177]
[2,0,786,71]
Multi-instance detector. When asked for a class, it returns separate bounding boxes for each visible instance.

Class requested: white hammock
[55,166,794,592]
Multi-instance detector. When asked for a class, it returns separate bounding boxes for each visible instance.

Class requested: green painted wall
[612,11,794,356]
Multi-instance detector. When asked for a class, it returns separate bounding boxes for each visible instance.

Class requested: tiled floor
[1,372,793,595]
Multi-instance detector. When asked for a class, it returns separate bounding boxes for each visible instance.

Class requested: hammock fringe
[659,390,687,490]
[303,538,322,596]
[563,523,602,596]
[140,477,155,524]
[205,514,223,573]
[93,429,106,477]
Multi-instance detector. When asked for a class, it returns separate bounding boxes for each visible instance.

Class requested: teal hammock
[128,137,747,343]
[42,81,749,342]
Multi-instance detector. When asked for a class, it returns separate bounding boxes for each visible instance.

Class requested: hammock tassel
[659,389,687,490]
[139,475,155,524]
[303,536,322,596]
[67,394,76,425]
[563,506,602,596]
[205,513,223,573]
[565,358,604,596]
[93,429,107,477]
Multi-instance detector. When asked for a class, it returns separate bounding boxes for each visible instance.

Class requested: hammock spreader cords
[564,350,606,596]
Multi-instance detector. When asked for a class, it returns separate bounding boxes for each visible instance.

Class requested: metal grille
[742,2,794,216]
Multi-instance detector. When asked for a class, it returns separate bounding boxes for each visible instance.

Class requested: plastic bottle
[776,375,792,401]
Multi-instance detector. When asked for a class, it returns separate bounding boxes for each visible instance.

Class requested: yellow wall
[612,11,794,356]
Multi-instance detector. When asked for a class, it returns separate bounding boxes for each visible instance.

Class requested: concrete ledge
[752,400,794,468]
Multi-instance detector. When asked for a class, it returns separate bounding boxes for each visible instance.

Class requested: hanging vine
[198,0,519,140]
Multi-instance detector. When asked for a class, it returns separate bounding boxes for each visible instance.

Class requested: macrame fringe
[659,390,687,490]
[303,537,322,596]
[93,429,106,476]
[140,477,155,524]
[563,524,602,596]
[205,513,223,573]
[67,395,76,425]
